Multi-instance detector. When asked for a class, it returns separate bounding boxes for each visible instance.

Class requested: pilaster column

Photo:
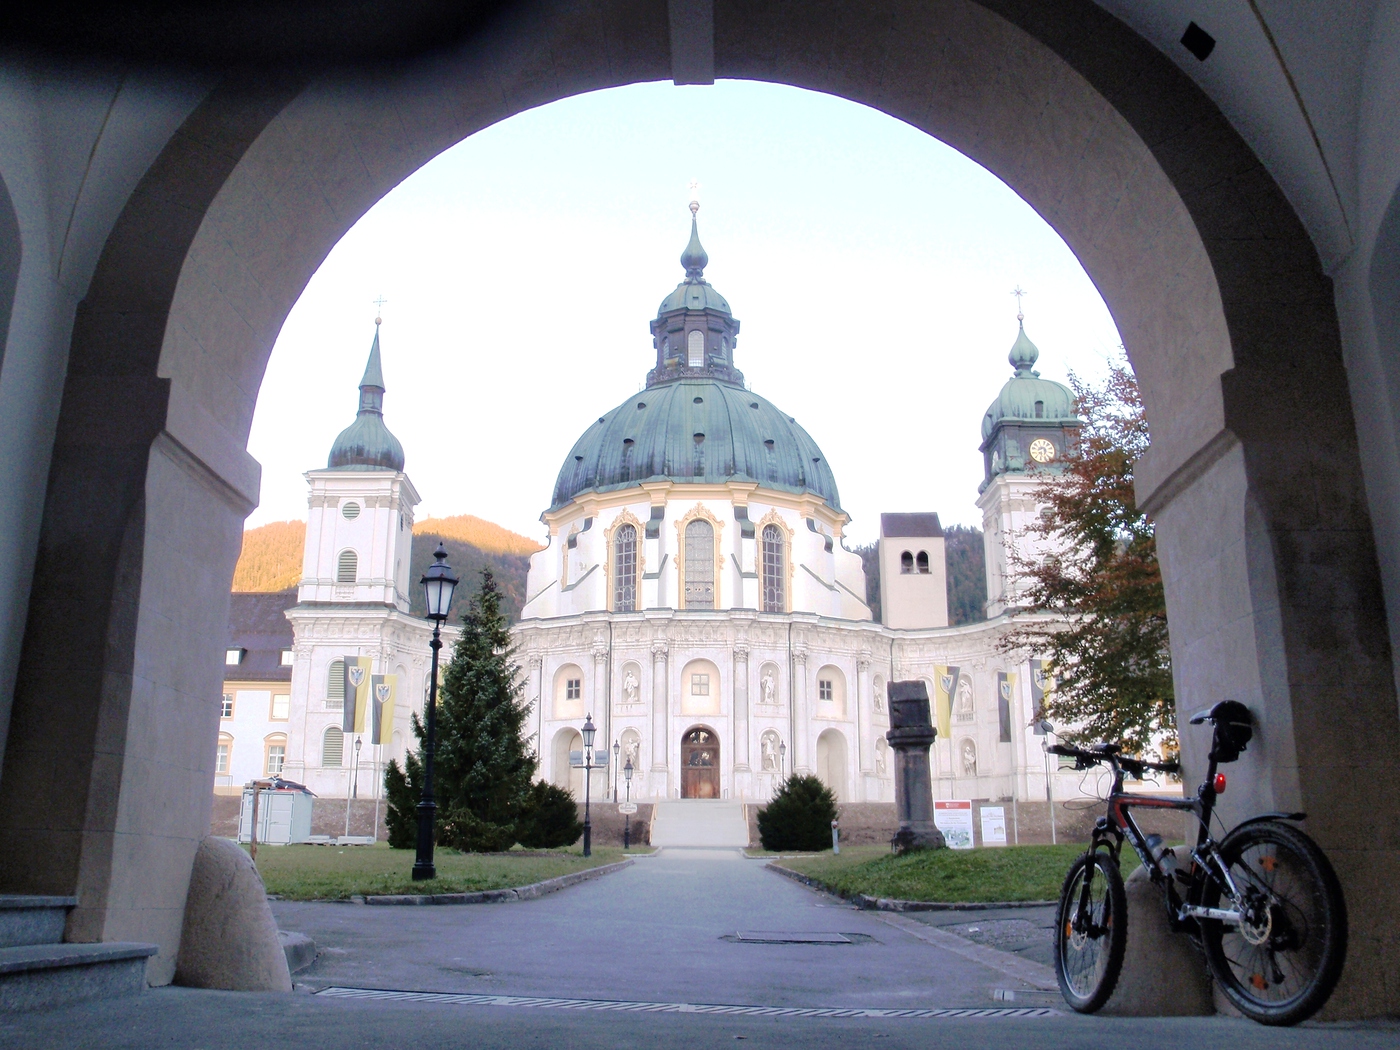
[857,652,873,775]
[527,654,543,760]
[792,645,810,773]
[732,643,750,772]
[593,644,609,802]
[651,640,669,777]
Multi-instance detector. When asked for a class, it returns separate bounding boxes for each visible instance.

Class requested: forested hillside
[231,514,542,622]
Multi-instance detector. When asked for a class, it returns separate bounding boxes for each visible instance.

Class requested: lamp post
[612,740,620,802]
[581,714,597,857]
[413,543,458,882]
[352,735,362,798]
[623,758,634,849]
[779,740,787,778]
[1038,719,1057,846]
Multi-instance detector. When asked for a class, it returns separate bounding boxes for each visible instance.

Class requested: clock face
[1029,438,1056,463]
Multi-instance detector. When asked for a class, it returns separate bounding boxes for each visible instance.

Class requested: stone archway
[0,0,1392,1011]
[815,728,848,803]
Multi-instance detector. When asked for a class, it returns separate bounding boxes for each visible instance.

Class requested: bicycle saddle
[1190,701,1254,762]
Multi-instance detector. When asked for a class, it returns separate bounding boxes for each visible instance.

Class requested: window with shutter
[327,660,345,709]
[337,549,358,583]
[322,725,344,767]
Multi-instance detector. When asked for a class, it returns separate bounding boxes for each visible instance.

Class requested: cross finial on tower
[688,179,701,216]
[1011,285,1026,324]
[373,294,388,325]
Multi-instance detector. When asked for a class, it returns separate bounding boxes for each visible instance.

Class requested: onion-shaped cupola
[327,320,406,471]
[978,314,1079,491]
[647,204,744,388]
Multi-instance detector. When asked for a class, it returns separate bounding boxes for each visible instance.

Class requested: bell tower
[975,307,1080,617]
[298,319,419,610]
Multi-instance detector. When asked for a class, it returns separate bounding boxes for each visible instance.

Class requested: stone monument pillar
[886,680,945,852]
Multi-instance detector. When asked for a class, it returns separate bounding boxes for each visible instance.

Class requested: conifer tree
[432,568,537,850]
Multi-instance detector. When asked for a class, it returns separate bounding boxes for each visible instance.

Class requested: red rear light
[1213,773,1227,794]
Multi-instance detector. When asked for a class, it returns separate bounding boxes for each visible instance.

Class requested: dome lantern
[647,207,744,389]
[978,317,1079,491]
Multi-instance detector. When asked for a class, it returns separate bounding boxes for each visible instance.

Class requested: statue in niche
[955,676,975,722]
[873,678,885,713]
[875,738,888,776]
[622,733,641,772]
[961,740,978,777]
[622,668,639,704]
[760,668,776,705]
[760,731,782,772]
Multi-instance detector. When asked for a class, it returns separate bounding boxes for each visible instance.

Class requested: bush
[439,807,517,853]
[757,774,838,852]
[514,781,583,849]
[383,754,421,850]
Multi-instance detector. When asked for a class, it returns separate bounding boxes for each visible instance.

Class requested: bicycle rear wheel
[1199,820,1347,1025]
[1053,850,1127,1012]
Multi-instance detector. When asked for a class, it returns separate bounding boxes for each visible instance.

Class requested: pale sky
[248,80,1123,547]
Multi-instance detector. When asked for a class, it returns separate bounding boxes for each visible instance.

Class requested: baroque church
[255,210,1086,812]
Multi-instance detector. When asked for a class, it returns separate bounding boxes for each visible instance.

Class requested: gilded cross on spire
[373,294,388,325]
[1011,285,1026,323]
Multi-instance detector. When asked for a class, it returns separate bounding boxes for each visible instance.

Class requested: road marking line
[874,912,1060,992]
[314,985,1058,1019]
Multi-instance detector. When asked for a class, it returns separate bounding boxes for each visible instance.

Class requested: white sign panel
[980,806,1007,847]
[933,799,975,850]
[617,802,638,815]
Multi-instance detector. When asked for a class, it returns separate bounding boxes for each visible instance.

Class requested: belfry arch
[0,0,1394,1016]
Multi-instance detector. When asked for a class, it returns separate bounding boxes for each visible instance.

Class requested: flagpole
[372,742,381,843]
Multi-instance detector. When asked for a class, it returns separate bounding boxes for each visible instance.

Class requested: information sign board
[980,806,1007,846]
[933,799,975,850]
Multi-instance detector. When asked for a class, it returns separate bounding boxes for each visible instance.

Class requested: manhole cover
[732,931,852,944]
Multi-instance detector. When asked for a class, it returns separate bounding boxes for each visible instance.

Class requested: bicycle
[1048,701,1347,1026]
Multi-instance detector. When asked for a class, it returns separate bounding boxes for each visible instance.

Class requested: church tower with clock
[976,316,1081,617]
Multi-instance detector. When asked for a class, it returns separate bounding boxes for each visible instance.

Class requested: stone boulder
[173,836,291,992]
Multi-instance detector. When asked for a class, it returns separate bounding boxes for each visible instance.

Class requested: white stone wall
[977,474,1067,617]
[298,469,420,610]
[215,678,292,790]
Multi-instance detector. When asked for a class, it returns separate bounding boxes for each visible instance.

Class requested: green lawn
[776,843,1144,904]
[248,842,627,901]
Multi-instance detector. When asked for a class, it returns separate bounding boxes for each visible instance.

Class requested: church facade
[259,212,1093,812]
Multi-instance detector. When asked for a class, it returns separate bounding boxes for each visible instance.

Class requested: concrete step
[0,941,157,1011]
[0,894,76,948]
[650,801,750,847]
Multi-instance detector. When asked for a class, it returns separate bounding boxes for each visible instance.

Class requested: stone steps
[0,895,157,1011]
[650,800,750,847]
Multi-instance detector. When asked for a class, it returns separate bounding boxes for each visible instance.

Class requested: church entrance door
[681,727,720,799]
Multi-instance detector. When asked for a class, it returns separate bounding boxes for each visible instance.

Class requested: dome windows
[687,329,705,367]
[1035,400,1045,418]
[613,523,637,612]
[761,524,786,613]
[683,519,716,609]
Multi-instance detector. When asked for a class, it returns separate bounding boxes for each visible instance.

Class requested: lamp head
[779,741,787,757]
[582,714,596,750]
[1038,719,1054,735]
[613,740,620,757]
[623,758,634,781]
[420,543,459,621]
[354,736,362,753]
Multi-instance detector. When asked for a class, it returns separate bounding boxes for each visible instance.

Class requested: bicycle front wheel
[1053,850,1127,1012]
[1199,820,1347,1025]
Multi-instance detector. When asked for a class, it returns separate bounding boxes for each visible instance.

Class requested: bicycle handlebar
[1045,742,1180,777]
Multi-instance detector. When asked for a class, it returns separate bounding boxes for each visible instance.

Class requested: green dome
[552,378,841,511]
[328,325,406,472]
[981,323,1077,440]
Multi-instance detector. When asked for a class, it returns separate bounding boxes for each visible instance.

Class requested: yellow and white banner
[933,666,959,739]
[342,656,373,735]
[371,674,396,746]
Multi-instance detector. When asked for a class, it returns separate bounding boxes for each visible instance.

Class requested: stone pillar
[592,644,608,802]
[792,646,810,774]
[887,680,944,852]
[527,653,543,776]
[650,640,668,796]
[856,653,873,776]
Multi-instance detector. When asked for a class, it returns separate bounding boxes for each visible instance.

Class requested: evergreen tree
[757,774,838,852]
[943,525,987,625]
[999,356,1175,754]
[433,568,537,850]
[382,750,421,849]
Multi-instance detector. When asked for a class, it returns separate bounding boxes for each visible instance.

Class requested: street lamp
[581,714,597,857]
[779,740,787,777]
[612,740,620,802]
[352,735,363,798]
[413,543,458,882]
[622,758,634,849]
[1038,719,1057,846]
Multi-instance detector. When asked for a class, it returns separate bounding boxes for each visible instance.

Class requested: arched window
[337,549,357,583]
[684,519,715,609]
[326,660,345,709]
[322,725,344,767]
[761,524,785,612]
[614,523,637,611]
[916,550,930,574]
[900,550,914,574]
[264,734,287,776]
[687,329,705,367]
[1034,400,1045,418]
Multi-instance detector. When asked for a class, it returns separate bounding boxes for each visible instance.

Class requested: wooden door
[681,728,719,798]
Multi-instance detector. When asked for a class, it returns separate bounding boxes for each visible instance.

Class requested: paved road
[273,848,1026,1009]
[2,849,1395,1049]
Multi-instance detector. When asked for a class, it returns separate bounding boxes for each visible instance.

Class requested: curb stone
[765,861,1055,911]
[357,859,633,905]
